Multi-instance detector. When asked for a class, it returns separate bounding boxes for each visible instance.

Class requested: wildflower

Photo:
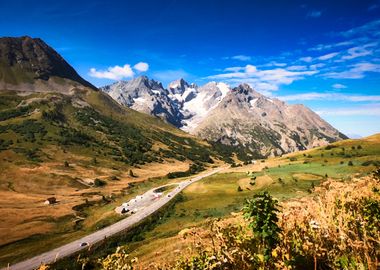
[309,220,320,230]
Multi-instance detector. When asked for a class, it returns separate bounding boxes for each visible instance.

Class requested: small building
[44,197,57,205]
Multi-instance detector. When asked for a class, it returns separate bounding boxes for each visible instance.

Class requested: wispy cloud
[207,64,317,91]
[332,83,347,89]
[368,4,379,11]
[300,56,313,62]
[261,61,287,67]
[318,52,339,60]
[310,63,326,70]
[224,66,244,72]
[306,10,322,18]
[287,65,307,71]
[339,43,376,60]
[339,19,380,37]
[324,62,380,79]
[309,41,354,51]
[316,104,380,116]
[277,92,380,102]
[230,55,252,61]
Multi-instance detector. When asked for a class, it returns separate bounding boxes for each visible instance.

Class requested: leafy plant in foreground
[243,192,281,263]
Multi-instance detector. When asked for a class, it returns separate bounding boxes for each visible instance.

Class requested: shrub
[348,160,353,166]
[237,186,243,192]
[98,247,137,269]
[325,145,337,150]
[94,178,106,187]
[243,192,281,262]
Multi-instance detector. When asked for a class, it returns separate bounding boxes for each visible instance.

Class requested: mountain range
[0,36,219,168]
[0,36,347,162]
[101,77,347,159]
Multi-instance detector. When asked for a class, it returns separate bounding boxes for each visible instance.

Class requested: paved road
[4,167,224,270]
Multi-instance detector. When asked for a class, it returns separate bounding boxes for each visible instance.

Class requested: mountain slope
[0,37,220,261]
[102,78,346,160]
[194,84,347,159]
[101,76,184,127]
[0,36,96,92]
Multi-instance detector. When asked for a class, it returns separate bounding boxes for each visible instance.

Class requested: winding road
[4,167,224,270]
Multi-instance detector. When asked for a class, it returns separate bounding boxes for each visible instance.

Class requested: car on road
[80,242,89,247]
[167,194,171,197]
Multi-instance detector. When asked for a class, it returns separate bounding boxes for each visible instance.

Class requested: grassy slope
[123,134,380,267]
[0,88,221,266]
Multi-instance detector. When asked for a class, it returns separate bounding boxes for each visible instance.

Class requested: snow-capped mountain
[101,76,184,127]
[101,76,347,158]
[100,77,230,132]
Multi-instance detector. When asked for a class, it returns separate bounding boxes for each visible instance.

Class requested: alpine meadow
[0,1,379,270]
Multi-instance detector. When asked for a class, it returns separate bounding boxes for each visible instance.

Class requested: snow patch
[250,98,258,107]
[217,82,230,99]
[133,97,147,104]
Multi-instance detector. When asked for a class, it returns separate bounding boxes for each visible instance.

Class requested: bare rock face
[0,36,96,92]
[194,84,347,157]
[101,76,184,126]
[102,78,346,158]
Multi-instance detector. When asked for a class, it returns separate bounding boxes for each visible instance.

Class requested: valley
[50,134,380,269]
[0,35,378,270]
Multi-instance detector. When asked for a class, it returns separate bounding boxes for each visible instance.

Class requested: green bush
[243,192,281,261]
[94,178,107,187]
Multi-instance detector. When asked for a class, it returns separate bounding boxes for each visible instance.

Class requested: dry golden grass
[0,143,192,250]
[133,174,380,269]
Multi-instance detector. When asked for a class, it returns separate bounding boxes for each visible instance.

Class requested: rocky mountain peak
[232,83,262,98]
[0,36,96,90]
[101,75,346,158]
[168,78,193,95]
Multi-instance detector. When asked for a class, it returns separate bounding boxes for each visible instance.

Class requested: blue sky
[1,0,380,137]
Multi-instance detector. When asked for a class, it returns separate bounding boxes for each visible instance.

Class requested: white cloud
[207,64,317,92]
[224,66,244,72]
[310,63,326,70]
[318,52,339,60]
[261,61,287,67]
[277,92,380,102]
[287,65,307,71]
[309,41,354,51]
[245,64,257,73]
[300,56,313,62]
[316,104,380,116]
[332,83,347,89]
[89,64,134,80]
[307,10,322,18]
[340,43,376,60]
[324,62,380,79]
[133,62,149,72]
[231,55,252,61]
[339,19,380,37]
